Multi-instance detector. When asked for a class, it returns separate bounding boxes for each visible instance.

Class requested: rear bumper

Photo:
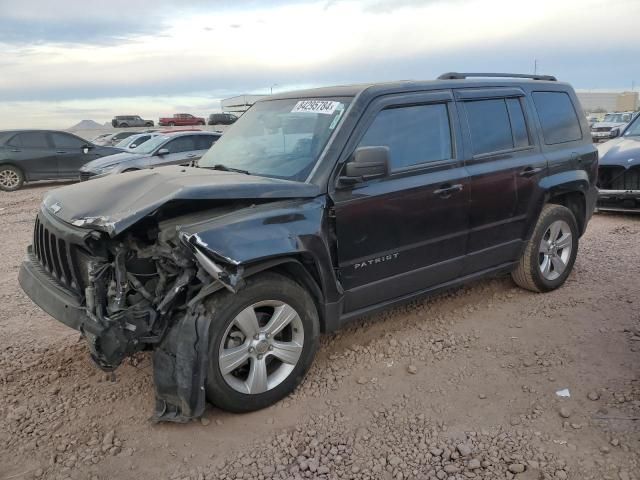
[18,248,86,331]
[597,189,640,213]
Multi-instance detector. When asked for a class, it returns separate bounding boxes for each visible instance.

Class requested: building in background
[577,91,639,113]
[220,94,268,114]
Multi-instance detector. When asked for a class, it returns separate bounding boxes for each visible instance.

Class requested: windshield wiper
[202,164,251,175]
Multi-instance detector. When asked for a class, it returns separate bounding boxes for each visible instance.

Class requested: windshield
[623,114,640,136]
[198,97,351,181]
[131,135,171,154]
[603,113,631,123]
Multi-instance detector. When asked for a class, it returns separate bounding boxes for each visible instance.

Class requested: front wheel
[512,204,579,292]
[205,272,319,412]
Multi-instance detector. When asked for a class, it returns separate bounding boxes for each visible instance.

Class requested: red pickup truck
[158,113,206,127]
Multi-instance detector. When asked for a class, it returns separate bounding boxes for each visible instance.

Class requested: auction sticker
[291,100,340,115]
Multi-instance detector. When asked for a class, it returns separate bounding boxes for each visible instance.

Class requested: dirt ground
[1,184,639,480]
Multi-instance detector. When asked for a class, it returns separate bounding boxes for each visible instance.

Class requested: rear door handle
[433,183,463,197]
[519,167,543,177]
[186,153,197,158]
[56,151,67,154]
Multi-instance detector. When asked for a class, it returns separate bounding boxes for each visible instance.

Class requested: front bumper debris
[597,189,640,212]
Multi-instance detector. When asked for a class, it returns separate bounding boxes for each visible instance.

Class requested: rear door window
[9,132,50,149]
[532,91,582,144]
[463,98,533,155]
[358,103,452,171]
[464,99,514,154]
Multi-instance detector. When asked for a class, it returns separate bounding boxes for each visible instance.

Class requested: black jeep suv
[19,73,597,421]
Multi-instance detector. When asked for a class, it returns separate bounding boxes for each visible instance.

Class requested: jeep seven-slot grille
[33,215,82,293]
[598,166,640,191]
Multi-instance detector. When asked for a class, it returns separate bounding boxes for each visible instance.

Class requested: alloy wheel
[538,219,572,281]
[0,169,20,189]
[218,300,304,395]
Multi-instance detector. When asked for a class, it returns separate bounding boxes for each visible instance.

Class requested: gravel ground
[1,184,639,480]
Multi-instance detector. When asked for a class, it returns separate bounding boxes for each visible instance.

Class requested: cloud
[0,0,638,128]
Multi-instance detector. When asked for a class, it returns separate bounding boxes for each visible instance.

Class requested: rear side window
[8,132,50,149]
[358,103,452,170]
[532,92,582,144]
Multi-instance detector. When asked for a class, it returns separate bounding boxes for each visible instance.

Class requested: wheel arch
[538,171,590,236]
[0,162,27,181]
[238,255,330,332]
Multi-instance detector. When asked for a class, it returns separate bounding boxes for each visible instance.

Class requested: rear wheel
[120,123,129,128]
[145,122,154,127]
[205,272,319,412]
[512,204,579,292]
[198,121,205,126]
[168,122,175,127]
[0,165,24,191]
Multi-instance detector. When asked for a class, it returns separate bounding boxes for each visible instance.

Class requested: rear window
[532,92,582,145]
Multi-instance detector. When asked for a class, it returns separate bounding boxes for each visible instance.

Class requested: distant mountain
[68,120,103,131]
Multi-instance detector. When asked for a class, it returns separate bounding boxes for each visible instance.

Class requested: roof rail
[438,72,557,81]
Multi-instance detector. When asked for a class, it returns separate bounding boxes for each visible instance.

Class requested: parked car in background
[208,113,238,125]
[92,133,113,143]
[93,131,142,146]
[112,115,154,128]
[158,113,206,127]
[19,73,597,419]
[0,130,120,191]
[591,112,634,142]
[114,132,162,150]
[79,131,221,179]
[596,112,640,212]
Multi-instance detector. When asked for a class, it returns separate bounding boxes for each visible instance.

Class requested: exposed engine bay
[80,207,244,422]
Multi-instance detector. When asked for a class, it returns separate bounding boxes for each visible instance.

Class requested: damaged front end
[23,207,243,423]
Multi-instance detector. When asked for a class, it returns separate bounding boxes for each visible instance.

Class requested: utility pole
[534,59,538,75]
[270,83,279,95]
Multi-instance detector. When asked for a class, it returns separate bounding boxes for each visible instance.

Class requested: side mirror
[82,144,93,154]
[339,146,390,185]
[157,148,170,156]
[609,128,620,139]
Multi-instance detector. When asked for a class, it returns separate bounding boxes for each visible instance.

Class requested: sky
[1,0,639,129]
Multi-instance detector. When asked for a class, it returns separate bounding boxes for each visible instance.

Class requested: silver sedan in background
[79,130,221,180]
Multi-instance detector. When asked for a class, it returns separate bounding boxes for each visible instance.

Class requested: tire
[511,204,579,292]
[168,122,175,127]
[0,165,24,191]
[198,121,205,126]
[145,122,154,127]
[205,272,320,413]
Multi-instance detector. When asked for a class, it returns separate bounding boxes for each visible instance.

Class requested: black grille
[592,127,612,133]
[598,166,640,190]
[33,215,82,292]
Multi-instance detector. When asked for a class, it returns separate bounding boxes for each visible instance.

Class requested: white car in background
[591,112,634,142]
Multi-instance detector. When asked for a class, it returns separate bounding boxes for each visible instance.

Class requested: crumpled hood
[81,151,148,171]
[597,137,640,166]
[43,166,320,235]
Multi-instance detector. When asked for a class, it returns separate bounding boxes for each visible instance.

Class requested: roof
[266,76,565,102]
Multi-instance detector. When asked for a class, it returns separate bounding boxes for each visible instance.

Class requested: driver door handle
[519,167,543,177]
[433,183,463,198]
[56,150,67,154]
